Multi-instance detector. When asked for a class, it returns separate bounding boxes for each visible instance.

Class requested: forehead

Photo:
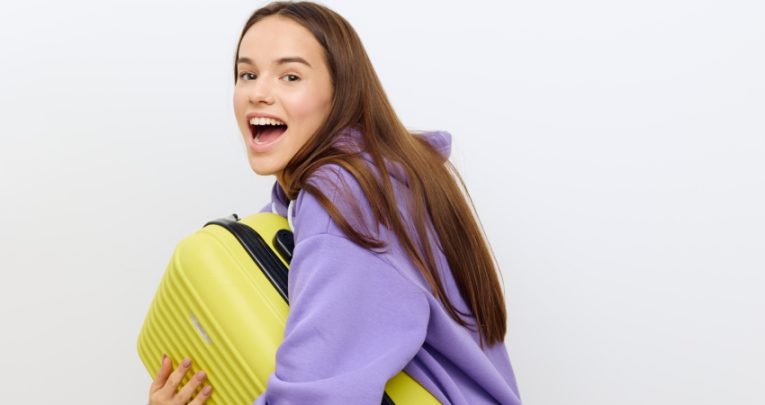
[238,16,323,63]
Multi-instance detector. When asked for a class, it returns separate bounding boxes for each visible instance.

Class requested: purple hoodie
[253,128,522,405]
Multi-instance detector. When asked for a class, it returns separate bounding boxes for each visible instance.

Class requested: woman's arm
[253,187,430,405]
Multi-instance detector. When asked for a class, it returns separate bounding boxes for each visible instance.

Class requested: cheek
[288,89,332,122]
[233,89,248,115]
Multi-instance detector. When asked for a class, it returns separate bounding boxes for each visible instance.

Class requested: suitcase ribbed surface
[137,252,262,404]
[137,213,442,405]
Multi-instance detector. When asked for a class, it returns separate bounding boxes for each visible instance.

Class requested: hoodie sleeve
[252,186,430,404]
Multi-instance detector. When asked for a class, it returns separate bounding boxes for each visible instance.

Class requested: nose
[248,78,275,105]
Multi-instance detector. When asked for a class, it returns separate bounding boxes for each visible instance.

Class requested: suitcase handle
[205,216,290,303]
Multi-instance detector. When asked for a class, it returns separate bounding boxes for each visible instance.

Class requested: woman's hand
[148,355,213,405]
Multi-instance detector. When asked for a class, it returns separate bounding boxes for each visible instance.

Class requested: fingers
[148,355,213,405]
[160,357,193,397]
[175,368,209,404]
[149,354,172,394]
[188,384,213,405]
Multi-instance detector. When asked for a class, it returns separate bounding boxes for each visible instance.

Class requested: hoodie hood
[336,126,452,161]
[268,128,453,217]
[338,127,452,186]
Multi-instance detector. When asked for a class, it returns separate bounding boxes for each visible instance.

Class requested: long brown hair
[234,1,507,346]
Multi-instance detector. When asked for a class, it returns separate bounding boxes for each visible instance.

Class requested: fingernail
[183,358,191,367]
[195,370,206,381]
[203,386,212,395]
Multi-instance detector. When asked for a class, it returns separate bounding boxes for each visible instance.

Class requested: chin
[247,158,282,177]
[248,165,276,177]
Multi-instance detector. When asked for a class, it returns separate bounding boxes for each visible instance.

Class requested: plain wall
[1,0,763,403]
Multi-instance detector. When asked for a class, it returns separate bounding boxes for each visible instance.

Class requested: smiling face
[233,15,334,184]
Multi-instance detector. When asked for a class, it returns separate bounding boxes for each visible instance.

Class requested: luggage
[137,212,440,404]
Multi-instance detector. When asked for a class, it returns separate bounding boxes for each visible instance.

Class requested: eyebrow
[236,56,312,68]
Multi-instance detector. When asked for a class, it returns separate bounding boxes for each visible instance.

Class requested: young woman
[148,2,522,404]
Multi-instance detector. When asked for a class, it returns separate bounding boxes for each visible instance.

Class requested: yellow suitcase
[137,212,440,404]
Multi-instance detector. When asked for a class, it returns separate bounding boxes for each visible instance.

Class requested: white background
[1,0,763,404]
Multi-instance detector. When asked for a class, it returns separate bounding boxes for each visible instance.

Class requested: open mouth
[250,123,288,145]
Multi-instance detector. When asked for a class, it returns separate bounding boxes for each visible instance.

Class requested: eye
[282,74,300,82]
[238,72,256,81]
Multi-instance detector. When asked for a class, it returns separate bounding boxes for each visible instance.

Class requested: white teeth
[249,117,286,126]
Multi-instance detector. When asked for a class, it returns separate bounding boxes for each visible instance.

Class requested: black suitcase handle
[205,217,291,303]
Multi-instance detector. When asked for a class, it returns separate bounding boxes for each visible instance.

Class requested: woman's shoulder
[290,128,454,241]
[292,162,377,242]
